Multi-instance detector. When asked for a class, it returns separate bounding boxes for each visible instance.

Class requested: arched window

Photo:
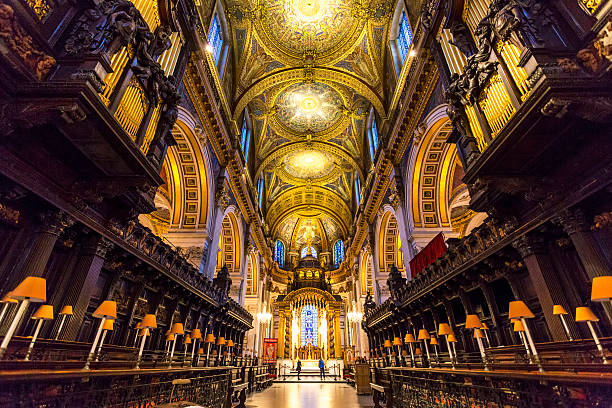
[301,305,318,347]
[333,240,344,266]
[274,240,284,267]
[240,113,251,161]
[257,176,264,207]
[208,13,223,64]
[397,11,413,63]
[368,110,379,159]
[354,174,362,204]
[300,246,318,258]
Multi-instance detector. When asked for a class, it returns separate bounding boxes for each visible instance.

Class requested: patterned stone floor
[245,382,373,408]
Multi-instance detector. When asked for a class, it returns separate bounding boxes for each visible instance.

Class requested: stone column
[512,234,577,341]
[277,310,285,359]
[334,310,342,359]
[55,237,114,341]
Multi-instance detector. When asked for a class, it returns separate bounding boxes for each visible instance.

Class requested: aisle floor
[245,382,373,408]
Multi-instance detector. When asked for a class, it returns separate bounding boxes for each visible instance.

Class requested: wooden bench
[370,383,392,408]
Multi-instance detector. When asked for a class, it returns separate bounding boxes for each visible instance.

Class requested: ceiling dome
[275,82,344,133]
[283,149,336,180]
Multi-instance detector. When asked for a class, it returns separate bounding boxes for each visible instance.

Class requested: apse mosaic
[259,0,360,60]
[275,82,344,133]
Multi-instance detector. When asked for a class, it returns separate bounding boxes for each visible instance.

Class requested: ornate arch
[216,210,242,294]
[360,249,374,295]
[233,67,386,121]
[246,253,258,295]
[378,211,402,274]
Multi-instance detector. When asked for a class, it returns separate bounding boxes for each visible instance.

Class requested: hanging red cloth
[409,233,447,278]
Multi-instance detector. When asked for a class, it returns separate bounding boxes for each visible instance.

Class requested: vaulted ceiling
[226,0,396,255]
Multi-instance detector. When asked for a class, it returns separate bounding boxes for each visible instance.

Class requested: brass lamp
[552,304,573,340]
[139,328,150,337]
[196,347,204,366]
[204,333,215,365]
[190,328,202,362]
[430,337,439,361]
[404,333,416,364]
[466,314,487,370]
[383,339,392,360]
[166,333,176,342]
[135,314,157,369]
[392,337,402,363]
[217,336,226,363]
[576,306,608,364]
[227,339,235,362]
[169,322,184,366]
[25,304,53,361]
[417,329,431,361]
[0,291,18,327]
[591,276,612,302]
[508,301,541,371]
[513,319,531,357]
[84,300,116,369]
[95,319,114,362]
[0,277,47,359]
[437,323,455,366]
[55,305,73,340]
[480,322,491,347]
[430,337,439,345]
[184,334,192,345]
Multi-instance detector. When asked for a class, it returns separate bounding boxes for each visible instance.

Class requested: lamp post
[437,323,455,367]
[465,314,488,370]
[54,305,73,340]
[25,304,53,361]
[84,300,117,369]
[417,329,431,363]
[135,314,157,369]
[0,277,47,360]
[509,301,542,372]
[576,306,608,364]
[95,318,114,362]
[169,323,184,367]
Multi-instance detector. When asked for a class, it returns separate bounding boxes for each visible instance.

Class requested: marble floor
[245,382,373,408]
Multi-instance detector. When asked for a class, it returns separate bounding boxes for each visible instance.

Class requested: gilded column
[277,310,286,359]
[334,310,341,359]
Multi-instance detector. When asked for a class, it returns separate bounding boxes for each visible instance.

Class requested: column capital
[553,208,590,235]
[37,209,74,236]
[512,233,547,258]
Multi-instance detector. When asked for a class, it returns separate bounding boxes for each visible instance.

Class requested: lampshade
[552,305,568,315]
[59,305,73,315]
[135,322,142,330]
[191,328,202,340]
[465,314,482,329]
[402,350,408,356]
[12,277,46,302]
[510,318,518,323]
[430,337,439,345]
[141,314,157,329]
[217,336,226,345]
[575,306,599,322]
[508,301,534,319]
[227,339,235,347]
[447,334,457,342]
[591,276,612,302]
[415,348,422,355]
[417,329,430,340]
[392,337,402,346]
[1,292,17,304]
[473,328,484,339]
[198,347,204,355]
[102,319,114,331]
[438,323,452,336]
[513,320,525,332]
[404,333,416,343]
[32,304,53,320]
[171,322,184,335]
[138,328,150,337]
[184,335,192,344]
[205,333,215,343]
[93,300,117,319]
[212,349,218,355]
[481,323,489,330]
[383,339,392,348]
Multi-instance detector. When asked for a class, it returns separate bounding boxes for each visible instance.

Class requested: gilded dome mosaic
[259,0,362,62]
[283,149,336,180]
[275,82,344,133]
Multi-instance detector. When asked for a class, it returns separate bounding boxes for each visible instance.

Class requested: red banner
[263,338,277,364]
[409,233,447,278]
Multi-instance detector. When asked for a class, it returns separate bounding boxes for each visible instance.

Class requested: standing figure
[296,359,302,380]
[318,357,326,380]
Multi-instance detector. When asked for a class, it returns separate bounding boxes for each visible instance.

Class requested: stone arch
[246,253,258,296]
[216,207,243,300]
[377,211,403,275]
[360,250,374,296]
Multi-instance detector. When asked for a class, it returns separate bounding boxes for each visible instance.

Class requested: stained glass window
[257,176,264,207]
[355,175,361,203]
[371,117,379,151]
[275,240,284,267]
[208,14,223,64]
[397,11,413,63]
[334,240,344,266]
[300,246,317,258]
[301,305,318,347]
[240,119,247,151]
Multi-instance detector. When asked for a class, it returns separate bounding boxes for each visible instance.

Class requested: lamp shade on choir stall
[508,301,535,319]
[438,323,452,336]
[465,314,483,329]
[392,337,402,346]
[553,305,568,315]
[417,329,430,340]
[591,276,612,302]
[404,333,416,343]
[93,301,117,319]
[205,333,215,343]
[12,277,46,303]
[191,328,202,340]
[575,306,599,322]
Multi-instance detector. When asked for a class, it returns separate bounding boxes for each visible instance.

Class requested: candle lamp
[404,333,416,366]
[84,300,116,369]
[169,323,184,367]
[417,329,431,362]
[191,328,202,363]
[25,304,53,361]
[552,305,573,341]
[576,306,608,364]
[95,318,114,362]
[0,277,47,359]
[430,337,439,362]
[513,319,531,358]
[465,314,488,370]
[437,323,455,367]
[509,301,542,372]
[0,292,18,327]
[55,305,73,340]
[204,333,215,366]
[135,314,157,368]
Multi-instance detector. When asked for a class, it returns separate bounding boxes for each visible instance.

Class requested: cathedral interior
[0,0,611,406]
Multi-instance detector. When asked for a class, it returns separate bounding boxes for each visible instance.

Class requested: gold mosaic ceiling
[227,0,394,255]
